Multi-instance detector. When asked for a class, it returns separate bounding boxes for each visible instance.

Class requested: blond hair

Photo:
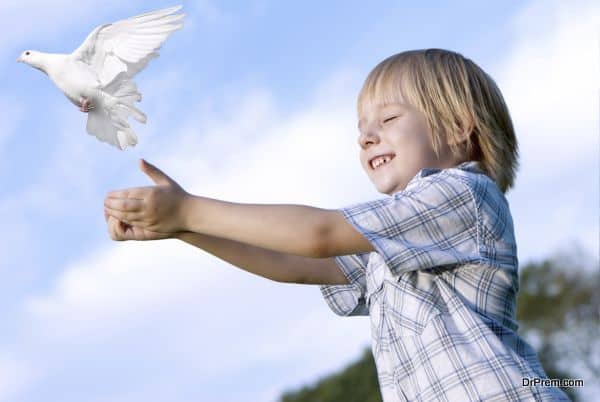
[358,49,518,193]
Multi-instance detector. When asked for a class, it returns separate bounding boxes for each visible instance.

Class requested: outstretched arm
[179,197,373,258]
[105,199,350,285]
[104,159,373,258]
[176,231,349,284]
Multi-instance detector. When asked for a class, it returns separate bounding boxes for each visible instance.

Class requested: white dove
[17,5,184,150]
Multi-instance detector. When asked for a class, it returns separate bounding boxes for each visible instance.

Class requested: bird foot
[79,97,94,113]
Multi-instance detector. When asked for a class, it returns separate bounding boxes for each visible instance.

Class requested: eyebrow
[358,102,407,129]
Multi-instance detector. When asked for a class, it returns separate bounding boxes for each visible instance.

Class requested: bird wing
[71,5,184,86]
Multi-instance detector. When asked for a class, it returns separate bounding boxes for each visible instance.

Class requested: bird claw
[79,97,94,112]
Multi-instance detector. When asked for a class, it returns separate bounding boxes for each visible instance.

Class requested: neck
[34,52,65,74]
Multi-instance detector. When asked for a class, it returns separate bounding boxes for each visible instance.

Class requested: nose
[358,128,380,149]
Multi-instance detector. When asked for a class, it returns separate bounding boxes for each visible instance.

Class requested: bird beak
[16,56,22,63]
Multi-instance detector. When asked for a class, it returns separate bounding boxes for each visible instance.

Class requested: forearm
[180,196,334,257]
[175,231,348,285]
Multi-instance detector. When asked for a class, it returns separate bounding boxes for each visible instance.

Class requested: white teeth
[371,155,393,169]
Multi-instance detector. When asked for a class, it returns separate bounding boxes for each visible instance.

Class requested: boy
[104,49,569,401]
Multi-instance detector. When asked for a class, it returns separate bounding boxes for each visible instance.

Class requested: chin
[374,177,408,195]
[368,171,405,195]
[374,182,396,195]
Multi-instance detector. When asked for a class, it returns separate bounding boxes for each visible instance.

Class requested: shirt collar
[454,160,484,174]
[420,160,483,177]
[404,161,484,190]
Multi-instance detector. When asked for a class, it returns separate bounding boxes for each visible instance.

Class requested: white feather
[18,6,184,150]
[72,5,184,86]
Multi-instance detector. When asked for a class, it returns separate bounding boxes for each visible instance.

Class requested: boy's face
[357,101,456,195]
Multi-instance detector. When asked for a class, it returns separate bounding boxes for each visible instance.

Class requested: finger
[107,216,123,241]
[118,220,134,237]
[106,187,148,200]
[104,206,144,225]
[140,159,174,186]
[115,218,135,241]
[104,197,144,212]
[112,222,124,241]
[109,216,135,241]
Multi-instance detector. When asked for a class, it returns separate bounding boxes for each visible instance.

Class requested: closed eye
[383,115,398,124]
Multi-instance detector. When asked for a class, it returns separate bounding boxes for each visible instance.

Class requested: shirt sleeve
[319,252,370,316]
[340,171,481,276]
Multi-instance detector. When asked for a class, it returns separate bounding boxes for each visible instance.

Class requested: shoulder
[427,162,517,267]
[401,161,505,209]
[399,161,516,241]
[388,162,478,212]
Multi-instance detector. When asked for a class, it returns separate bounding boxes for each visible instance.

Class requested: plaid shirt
[320,161,570,402]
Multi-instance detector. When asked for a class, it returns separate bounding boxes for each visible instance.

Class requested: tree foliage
[279,349,382,402]
[516,250,599,401]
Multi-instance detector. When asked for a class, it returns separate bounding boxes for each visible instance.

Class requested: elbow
[310,243,331,259]
[310,221,335,259]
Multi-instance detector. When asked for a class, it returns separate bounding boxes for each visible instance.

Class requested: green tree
[280,348,382,402]
[516,248,599,401]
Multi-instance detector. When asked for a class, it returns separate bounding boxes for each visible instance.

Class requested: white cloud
[499,0,599,171]
[1,2,371,401]
[0,1,134,57]
[15,70,371,401]
[0,354,34,402]
[498,0,599,264]
[4,1,599,401]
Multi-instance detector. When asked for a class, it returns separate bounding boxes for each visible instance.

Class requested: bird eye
[25,51,30,56]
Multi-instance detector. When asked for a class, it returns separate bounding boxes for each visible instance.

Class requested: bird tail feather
[105,73,147,123]
[86,73,147,149]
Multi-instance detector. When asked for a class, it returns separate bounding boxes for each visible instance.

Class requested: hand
[104,209,173,241]
[104,159,190,234]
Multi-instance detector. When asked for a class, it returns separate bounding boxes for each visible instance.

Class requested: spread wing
[71,5,184,86]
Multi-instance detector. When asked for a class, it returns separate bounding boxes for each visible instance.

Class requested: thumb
[140,158,173,186]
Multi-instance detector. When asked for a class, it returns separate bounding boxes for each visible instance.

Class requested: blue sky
[0,0,598,401]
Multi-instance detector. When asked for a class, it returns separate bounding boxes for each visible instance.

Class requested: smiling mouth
[370,154,395,170]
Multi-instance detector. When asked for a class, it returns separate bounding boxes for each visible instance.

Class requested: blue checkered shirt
[320,161,570,401]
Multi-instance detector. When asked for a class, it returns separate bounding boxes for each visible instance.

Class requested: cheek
[359,153,369,170]
[394,131,428,157]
